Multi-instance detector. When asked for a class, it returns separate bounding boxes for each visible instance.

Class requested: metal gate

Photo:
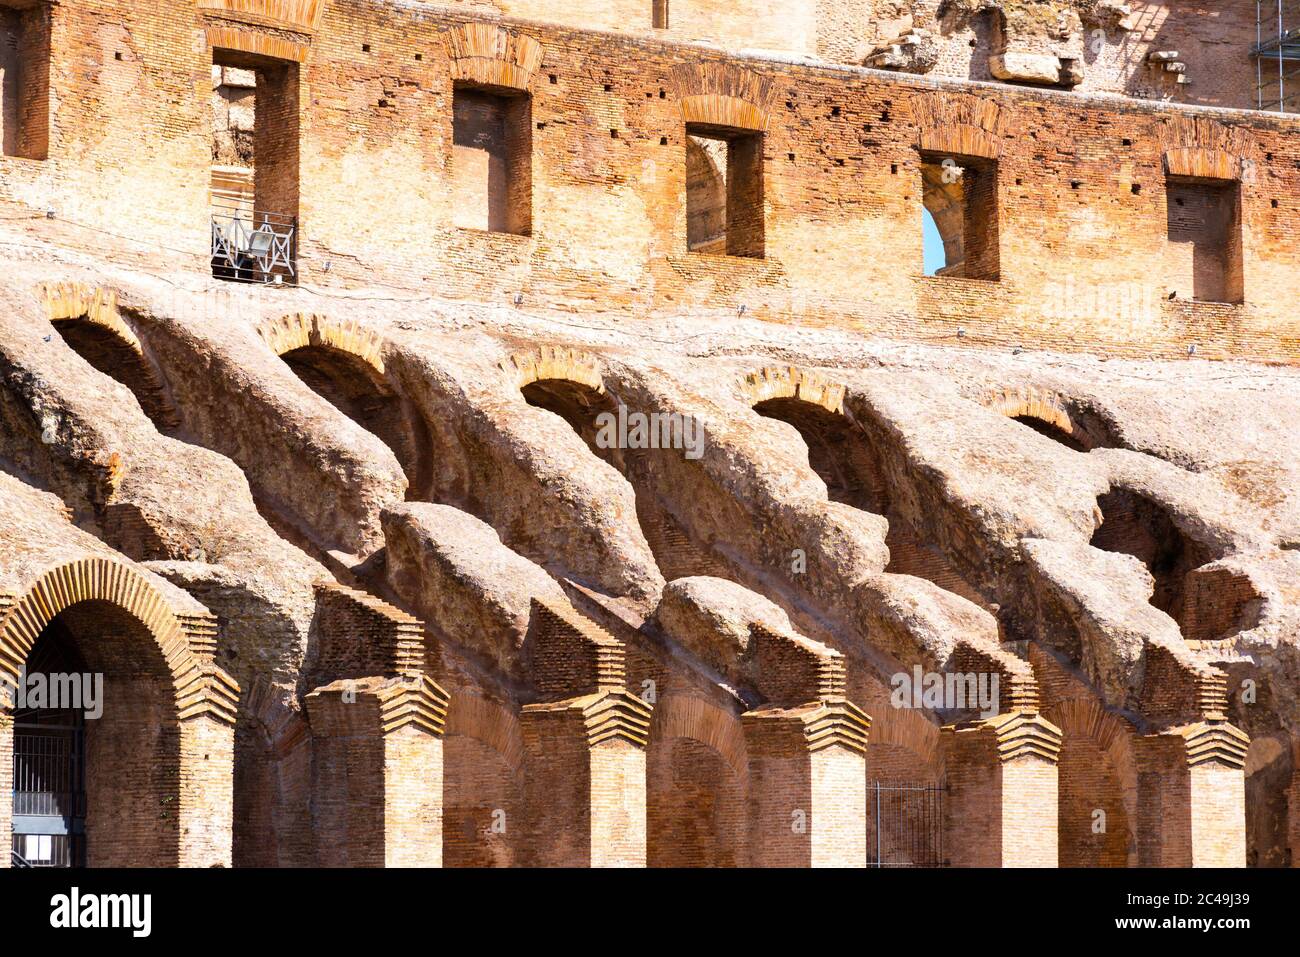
[10,725,86,868]
[9,623,88,868]
[867,781,946,867]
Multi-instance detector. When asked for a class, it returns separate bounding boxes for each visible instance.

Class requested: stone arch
[1045,696,1138,867]
[38,283,178,433]
[647,695,748,867]
[443,694,525,867]
[1,556,237,867]
[743,366,992,611]
[1089,485,1259,643]
[260,314,432,497]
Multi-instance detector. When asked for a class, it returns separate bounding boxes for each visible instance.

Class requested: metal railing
[211,203,297,284]
[867,780,947,867]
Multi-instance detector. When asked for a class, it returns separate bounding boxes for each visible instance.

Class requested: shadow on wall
[1090,486,1262,642]
[522,377,730,580]
[281,344,434,500]
[752,395,995,614]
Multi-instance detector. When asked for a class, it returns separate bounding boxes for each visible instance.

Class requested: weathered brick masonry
[1,2,1297,362]
[0,0,1292,872]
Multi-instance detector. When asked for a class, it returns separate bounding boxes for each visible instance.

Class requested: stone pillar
[520,689,651,867]
[742,697,870,867]
[942,710,1061,867]
[1136,721,1249,867]
[305,674,449,867]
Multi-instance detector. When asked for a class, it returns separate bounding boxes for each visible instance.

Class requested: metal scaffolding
[1254,0,1300,111]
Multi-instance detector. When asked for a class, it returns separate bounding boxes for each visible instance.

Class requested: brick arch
[650,694,747,781]
[445,693,525,773]
[672,61,773,131]
[499,345,606,396]
[1045,696,1138,867]
[258,313,387,377]
[0,557,234,719]
[38,282,179,433]
[868,703,942,771]
[38,282,142,352]
[985,386,1076,437]
[198,0,325,32]
[648,694,749,867]
[444,694,525,867]
[737,365,846,415]
[910,91,1006,160]
[445,23,543,91]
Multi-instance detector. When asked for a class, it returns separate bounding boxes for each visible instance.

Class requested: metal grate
[867,781,946,867]
[211,203,297,284]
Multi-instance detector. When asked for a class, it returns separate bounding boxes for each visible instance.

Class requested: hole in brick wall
[1132,183,1141,194]
[1165,175,1243,304]
[1071,180,1081,189]
[50,319,178,434]
[1272,198,1279,208]
[1090,488,1227,635]
[415,53,422,61]
[685,123,764,258]
[282,345,432,498]
[921,153,1000,280]
[1122,138,1132,146]
[548,74,557,84]
[210,48,300,284]
[0,2,51,159]
[452,83,532,236]
[652,0,669,29]
[753,396,995,613]
[361,43,370,53]
[659,136,668,145]
[610,128,618,138]
[831,105,841,117]
[114,51,122,61]
[603,83,611,91]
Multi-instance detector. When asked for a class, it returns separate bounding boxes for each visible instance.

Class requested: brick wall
[6,3,1299,363]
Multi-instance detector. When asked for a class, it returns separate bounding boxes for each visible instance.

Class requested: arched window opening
[522,378,727,579]
[753,395,995,615]
[281,346,432,499]
[1088,488,1262,643]
[51,320,178,433]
